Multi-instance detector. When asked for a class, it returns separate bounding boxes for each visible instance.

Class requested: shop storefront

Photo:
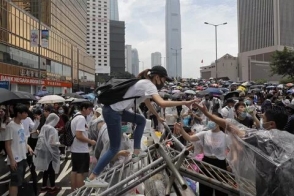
[0,73,72,94]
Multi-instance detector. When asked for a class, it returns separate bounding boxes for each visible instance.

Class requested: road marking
[56,160,72,183]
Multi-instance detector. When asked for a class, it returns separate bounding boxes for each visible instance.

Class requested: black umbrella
[71,98,88,104]
[224,91,240,100]
[0,89,36,105]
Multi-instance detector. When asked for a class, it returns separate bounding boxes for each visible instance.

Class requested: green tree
[270,47,294,79]
[255,79,267,84]
[112,71,135,79]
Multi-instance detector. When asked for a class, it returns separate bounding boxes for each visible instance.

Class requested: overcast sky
[118,0,238,78]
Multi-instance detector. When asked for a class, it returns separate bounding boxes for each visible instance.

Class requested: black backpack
[96,78,141,105]
[60,114,82,147]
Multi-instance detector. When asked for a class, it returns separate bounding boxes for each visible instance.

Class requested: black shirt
[236,116,254,128]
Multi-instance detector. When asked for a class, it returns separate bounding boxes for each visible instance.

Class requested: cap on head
[150,66,173,82]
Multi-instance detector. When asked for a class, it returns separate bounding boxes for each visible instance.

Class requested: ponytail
[137,69,151,79]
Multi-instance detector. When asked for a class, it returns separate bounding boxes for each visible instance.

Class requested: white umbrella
[184,90,196,95]
[277,84,283,89]
[38,95,65,104]
[65,97,75,102]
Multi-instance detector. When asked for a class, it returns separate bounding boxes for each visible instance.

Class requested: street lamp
[171,48,182,77]
[204,22,227,80]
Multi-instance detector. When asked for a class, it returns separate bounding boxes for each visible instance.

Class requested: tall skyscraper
[87,0,110,76]
[110,0,119,21]
[238,0,294,81]
[165,0,182,78]
[132,49,139,76]
[151,52,162,67]
[125,45,133,74]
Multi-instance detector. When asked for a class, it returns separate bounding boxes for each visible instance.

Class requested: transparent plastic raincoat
[225,119,294,196]
[33,113,60,174]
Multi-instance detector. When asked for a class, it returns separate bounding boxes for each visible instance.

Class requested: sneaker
[132,151,147,162]
[60,154,66,159]
[84,178,109,188]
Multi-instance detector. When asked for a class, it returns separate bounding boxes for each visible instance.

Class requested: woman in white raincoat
[34,113,61,194]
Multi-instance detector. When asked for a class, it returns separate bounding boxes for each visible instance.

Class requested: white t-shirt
[221,106,235,119]
[110,79,158,111]
[21,117,35,138]
[70,113,89,153]
[196,130,229,160]
[4,121,27,164]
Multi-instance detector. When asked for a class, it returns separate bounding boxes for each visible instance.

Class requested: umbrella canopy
[83,93,96,100]
[204,88,223,95]
[71,98,89,104]
[38,95,65,104]
[0,89,36,105]
[277,84,283,89]
[172,89,181,94]
[241,82,251,87]
[63,93,84,98]
[224,91,240,100]
[159,92,171,99]
[184,90,196,95]
[160,89,168,92]
[75,91,85,95]
[266,85,275,89]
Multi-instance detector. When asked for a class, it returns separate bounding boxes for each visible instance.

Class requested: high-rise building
[165,0,182,78]
[110,0,119,21]
[87,0,110,77]
[125,45,132,74]
[132,49,139,76]
[0,0,95,93]
[238,0,294,81]
[109,20,125,76]
[151,52,162,67]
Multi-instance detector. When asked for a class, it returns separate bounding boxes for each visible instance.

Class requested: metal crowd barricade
[70,121,255,196]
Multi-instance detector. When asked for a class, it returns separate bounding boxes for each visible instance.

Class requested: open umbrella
[38,95,65,104]
[204,88,223,95]
[184,90,196,95]
[224,91,240,100]
[172,89,181,94]
[71,98,89,104]
[63,93,84,98]
[286,83,294,87]
[0,89,36,105]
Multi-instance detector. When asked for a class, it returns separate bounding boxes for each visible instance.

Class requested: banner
[30,30,39,47]
[41,30,49,48]
[0,81,10,90]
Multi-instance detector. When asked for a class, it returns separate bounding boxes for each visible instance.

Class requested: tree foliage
[255,79,267,84]
[270,47,294,79]
[112,71,135,79]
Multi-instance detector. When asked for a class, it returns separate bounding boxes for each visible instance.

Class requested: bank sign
[0,81,10,90]
[0,75,45,85]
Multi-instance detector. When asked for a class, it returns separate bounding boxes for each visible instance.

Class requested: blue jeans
[92,105,146,175]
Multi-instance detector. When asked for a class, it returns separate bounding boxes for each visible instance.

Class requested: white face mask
[58,109,64,114]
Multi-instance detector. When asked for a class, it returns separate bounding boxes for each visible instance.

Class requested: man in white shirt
[221,98,235,119]
[5,104,33,196]
[70,101,96,191]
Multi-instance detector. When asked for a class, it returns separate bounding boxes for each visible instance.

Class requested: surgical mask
[245,100,252,105]
[239,111,247,119]
[58,109,64,114]
[207,121,216,130]
[121,125,129,133]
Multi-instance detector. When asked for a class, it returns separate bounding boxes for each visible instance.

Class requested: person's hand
[157,116,165,124]
[184,99,200,109]
[194,103,209,114]
[173,122,183,135]
[10,159,17,171]
[90,140,96,146]
[119,150,130,157]
[28,146,34,155]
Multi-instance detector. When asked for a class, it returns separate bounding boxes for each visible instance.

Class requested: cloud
[118,0,237,78]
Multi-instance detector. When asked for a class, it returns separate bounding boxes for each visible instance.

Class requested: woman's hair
[137,69,151,79]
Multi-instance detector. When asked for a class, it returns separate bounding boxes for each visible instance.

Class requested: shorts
[71,152,90,173]
[9,159,27,187]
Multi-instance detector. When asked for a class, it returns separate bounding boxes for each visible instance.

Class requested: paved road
[0,153,74,196]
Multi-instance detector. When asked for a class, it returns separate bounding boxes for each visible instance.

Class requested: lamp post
[204,22,227,80]
[171,48,182,78]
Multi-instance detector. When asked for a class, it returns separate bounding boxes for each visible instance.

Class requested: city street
[0,154,73,196]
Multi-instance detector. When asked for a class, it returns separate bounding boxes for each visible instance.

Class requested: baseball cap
[150,66,173,82]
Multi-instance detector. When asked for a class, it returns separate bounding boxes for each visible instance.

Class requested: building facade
[0,0,95,94]
[132,49,139,76]
[109,0,119,21]
[238,0,294,81]
[165,0,182,77]
[109,20,125,76]
[125,45,132,74]
[200,54,238,81]
[151,52,161,67]
[87,0,110,76]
